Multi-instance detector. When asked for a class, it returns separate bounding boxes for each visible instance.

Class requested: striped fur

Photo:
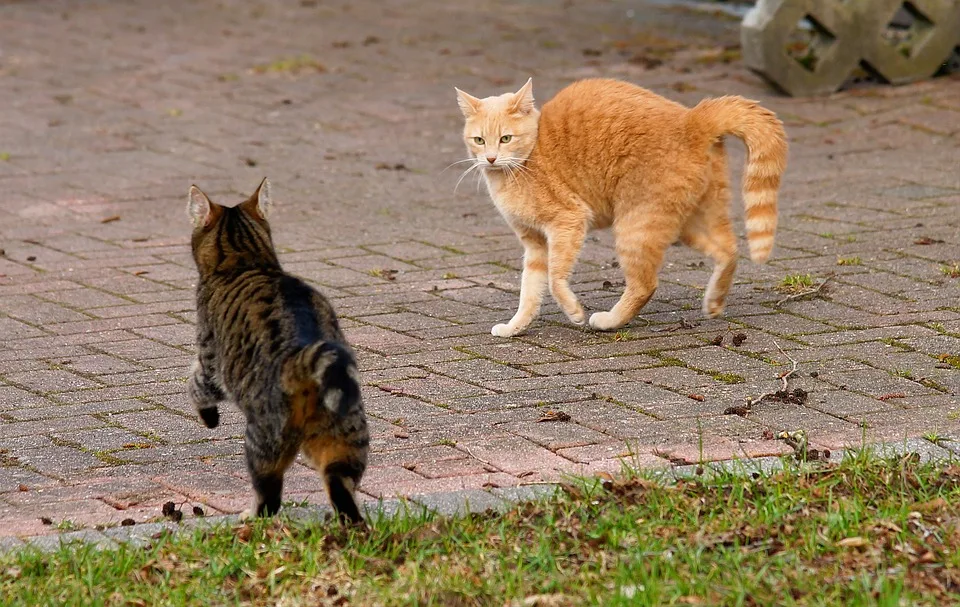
[186,179,368,524]
[454,78,788,335]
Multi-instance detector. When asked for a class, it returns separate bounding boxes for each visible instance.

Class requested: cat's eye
[500,135,513,143]
[473,136,485,145]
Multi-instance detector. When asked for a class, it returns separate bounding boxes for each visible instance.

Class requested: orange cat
[454,78,787,337]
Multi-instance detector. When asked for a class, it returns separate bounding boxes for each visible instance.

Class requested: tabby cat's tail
[282,341,368,525]
[283,341,362,417]
[688,96,788,263]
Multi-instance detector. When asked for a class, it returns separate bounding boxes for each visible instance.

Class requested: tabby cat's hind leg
[680,168,737,318]
[301,437,367,525]
[242,424,297,518]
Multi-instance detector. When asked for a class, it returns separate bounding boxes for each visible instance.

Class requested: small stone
[120,518,136,527]
[40,517,53,525]
[192,506,205,517]
[26,256,36,262]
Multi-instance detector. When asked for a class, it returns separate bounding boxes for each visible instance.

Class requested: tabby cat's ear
[508,78,535,115]
[241,177,272,220]
[455,87,482,117]
[187,185,221,228]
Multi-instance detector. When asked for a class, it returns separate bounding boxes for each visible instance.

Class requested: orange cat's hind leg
[589,212,678,331]
[546,222,588,327]
[681,175,737,318]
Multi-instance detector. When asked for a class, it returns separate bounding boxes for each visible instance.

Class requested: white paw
[703,299,725,318]
[237,508,256,522]
[492,323,520,337]
[567,308,586,326]
[589,311,624,331]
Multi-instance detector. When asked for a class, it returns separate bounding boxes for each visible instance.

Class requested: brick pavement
[0,0,958,538]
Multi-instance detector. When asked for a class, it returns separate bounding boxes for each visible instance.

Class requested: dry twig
[746,341,799,407]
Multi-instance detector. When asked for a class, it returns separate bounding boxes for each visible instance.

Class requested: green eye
[500,135,512,143]
[473,137,485,145]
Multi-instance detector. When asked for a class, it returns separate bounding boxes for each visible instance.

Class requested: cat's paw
[492,323,521,338]
[198,406,220,429]
[237,508,256,522]
[588,311,624,331]
[567,308,586,326]
[703,299,725,318]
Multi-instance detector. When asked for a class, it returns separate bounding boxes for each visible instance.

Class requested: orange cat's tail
[688,96,787,263]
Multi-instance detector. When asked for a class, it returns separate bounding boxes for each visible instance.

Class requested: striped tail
[282,341,362,417]
[688,96,788,262]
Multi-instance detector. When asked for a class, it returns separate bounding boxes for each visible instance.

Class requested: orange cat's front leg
[492,225,549,337]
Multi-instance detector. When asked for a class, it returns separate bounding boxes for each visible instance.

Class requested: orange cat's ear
[241,177,272,220]
[508,77,535,115]
[187,185,221,228]
[455,87,482,117]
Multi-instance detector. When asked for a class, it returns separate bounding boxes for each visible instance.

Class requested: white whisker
[440,158,480,176]
[454,162,482,194]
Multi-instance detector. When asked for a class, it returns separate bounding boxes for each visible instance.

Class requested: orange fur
[454,78,787,336]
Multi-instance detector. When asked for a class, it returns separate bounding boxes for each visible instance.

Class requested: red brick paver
[0,0,958,537]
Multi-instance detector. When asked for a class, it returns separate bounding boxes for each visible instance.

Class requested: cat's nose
[486,156,497,164]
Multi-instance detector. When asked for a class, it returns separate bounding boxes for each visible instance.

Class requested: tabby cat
[186,178,368,524]
[454,78,788,337]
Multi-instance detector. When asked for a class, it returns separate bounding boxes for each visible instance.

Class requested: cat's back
[202,268,342,386]
[539,78,688,139]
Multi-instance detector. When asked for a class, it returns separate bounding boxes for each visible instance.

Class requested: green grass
[837,256,862,266]
[777,273,815,294]
[941,263,960,279]
[3,454,960,606]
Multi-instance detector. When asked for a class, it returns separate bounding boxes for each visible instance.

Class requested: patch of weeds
[611,330,634,342]
[437,439,456,447]
[0,152,10,162]
[709,371,746,385]
[55,520,81,532]
[819,232,835,239]
[836,256,861,266]
[940,263,960,279]
[923,432,951,446]
[656,355,687,368]
[777,273,815,294]
[845,235,857,243]
[880,338,915,352]
[441,272,457,280]
[919,378,949,393]
[894,369,914,379]
[936,354,960,370]
[252,54,326,74]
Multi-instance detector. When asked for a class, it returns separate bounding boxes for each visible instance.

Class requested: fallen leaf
[394,430,410,439]
[100,215,121,224]
[687,394,705,402]
[914,237,944,245]
[17,484,27,492]
[536,410,571,423]
[836,536,869,548]
[878,392,906,401]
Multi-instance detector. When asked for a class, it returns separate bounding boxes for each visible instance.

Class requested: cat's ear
[187,185,221,228]
[509,77,535,115]
[455,87,482,117]
[241,177,272,220]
